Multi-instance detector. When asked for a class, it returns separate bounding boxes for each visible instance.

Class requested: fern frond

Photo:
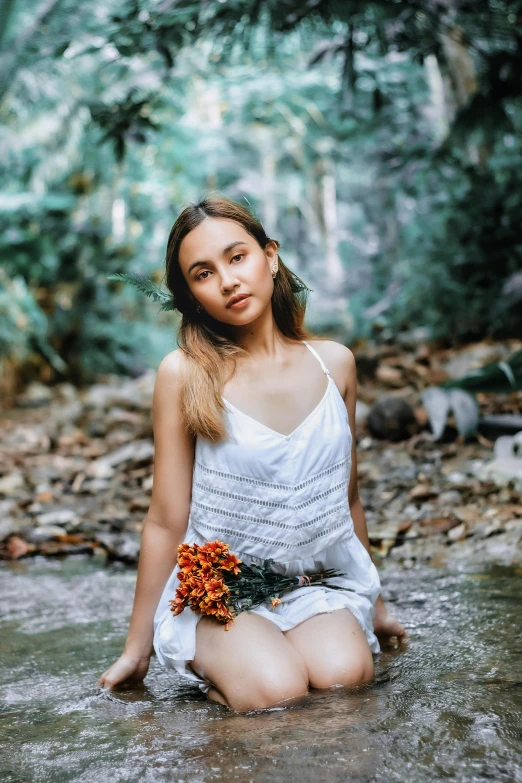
[107,273,176,311]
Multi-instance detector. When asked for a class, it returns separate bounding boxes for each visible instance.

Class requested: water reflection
[0,558,520,782]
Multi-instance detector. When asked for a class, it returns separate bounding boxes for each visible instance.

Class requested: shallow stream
[1,557,521,782]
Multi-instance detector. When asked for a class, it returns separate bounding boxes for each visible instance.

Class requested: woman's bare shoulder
[155,348,187,386]
[306,339,356,399]
[307,338,356,374]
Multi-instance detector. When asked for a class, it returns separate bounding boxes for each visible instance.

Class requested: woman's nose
[220,269,240,291]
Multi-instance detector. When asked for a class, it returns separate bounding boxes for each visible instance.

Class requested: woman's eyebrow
[187,241,247,274]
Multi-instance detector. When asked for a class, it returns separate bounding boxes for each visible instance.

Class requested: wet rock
[142,474,153,492]
[444,527,522,568]
[0,471,26,495]
[446,470,469,485]
[87,419,108,438]
[2,425,51,454]
[35,509,79,527]
[447,522,467,541]
[367,396,418,441]
[86,439,154,479]
[15,382,52,408]
[28,525,68,543]
[96,531,141,563]
[409,483,440,501]
[475,455,522,493]
[0,499,17,516]
[53,401,84,428]
[82,370,155,412]
[0,516,22,540]
[437,489,462,505]
[80,478,113,494]
[476,432,522,492]
[355,400,370,426]
[475,519,505,538]
[402,502,424,521]
[54,382,78,403]
[129,496,150,512]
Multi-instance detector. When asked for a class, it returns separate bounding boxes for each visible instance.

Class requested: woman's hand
[373,595,407,644]
[98,652,150,690]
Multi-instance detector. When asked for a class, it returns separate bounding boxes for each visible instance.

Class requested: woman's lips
[228,296,251,310]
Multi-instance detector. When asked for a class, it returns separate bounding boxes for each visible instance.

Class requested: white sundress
[153,340,382,694]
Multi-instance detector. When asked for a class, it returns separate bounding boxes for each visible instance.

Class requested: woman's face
[178,217,278,325]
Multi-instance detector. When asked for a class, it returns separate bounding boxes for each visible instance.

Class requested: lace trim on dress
[192,479,347,511]
[192,514,353,550]
[192,499,347,532]
[194,454,350,492]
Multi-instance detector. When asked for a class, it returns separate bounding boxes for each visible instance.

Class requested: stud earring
[272,255,279,278]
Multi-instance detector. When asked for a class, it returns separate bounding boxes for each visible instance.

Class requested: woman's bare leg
[283,608,375,689]
[206,686,228,706]
[191,611,310,712]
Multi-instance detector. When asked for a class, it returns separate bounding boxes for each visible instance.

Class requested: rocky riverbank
[1,340,521,569]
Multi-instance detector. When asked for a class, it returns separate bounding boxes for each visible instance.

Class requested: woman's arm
[98,350,195,688]
[337,343,406,643]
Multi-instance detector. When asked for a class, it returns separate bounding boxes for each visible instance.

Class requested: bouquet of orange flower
[169,539,349,630]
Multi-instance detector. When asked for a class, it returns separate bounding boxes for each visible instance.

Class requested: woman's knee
[309,652,374,690]
[226,669,310,712]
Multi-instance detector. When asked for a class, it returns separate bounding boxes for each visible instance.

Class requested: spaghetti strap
[302,340,330,376]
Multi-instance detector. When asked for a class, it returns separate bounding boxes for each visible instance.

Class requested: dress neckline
[221,340,333,441]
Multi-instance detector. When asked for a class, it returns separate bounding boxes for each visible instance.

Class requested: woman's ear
[264,239,279,263]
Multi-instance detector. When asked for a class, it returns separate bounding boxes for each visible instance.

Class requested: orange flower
[205,578,230,601]
[215,602,234,622]
[270,597,282,608]
[169,596,186,616]
[178,545,199,571]
[200,540,230,562]
[198,560,214,577]
[176,582,191,599]
[189,576,206,598]
[219,553,242,575]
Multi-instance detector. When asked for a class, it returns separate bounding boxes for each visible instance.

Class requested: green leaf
[106,273,176,312]
[442,350,522,393]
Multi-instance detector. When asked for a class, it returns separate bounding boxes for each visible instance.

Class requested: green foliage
[444,349,522,394]
[1,0,521,386]
[107,273,175,312]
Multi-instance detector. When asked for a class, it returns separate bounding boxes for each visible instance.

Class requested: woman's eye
[231,253,244,263]
[197,270,211,280]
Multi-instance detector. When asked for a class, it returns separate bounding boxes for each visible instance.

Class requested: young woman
[98,195,406,712]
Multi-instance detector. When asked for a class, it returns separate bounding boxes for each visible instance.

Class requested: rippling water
[0,557,521,783]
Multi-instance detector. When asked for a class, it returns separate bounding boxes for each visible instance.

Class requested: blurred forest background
[1,0,521,397]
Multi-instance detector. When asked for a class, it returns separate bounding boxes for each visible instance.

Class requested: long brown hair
[165,195,314,442]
